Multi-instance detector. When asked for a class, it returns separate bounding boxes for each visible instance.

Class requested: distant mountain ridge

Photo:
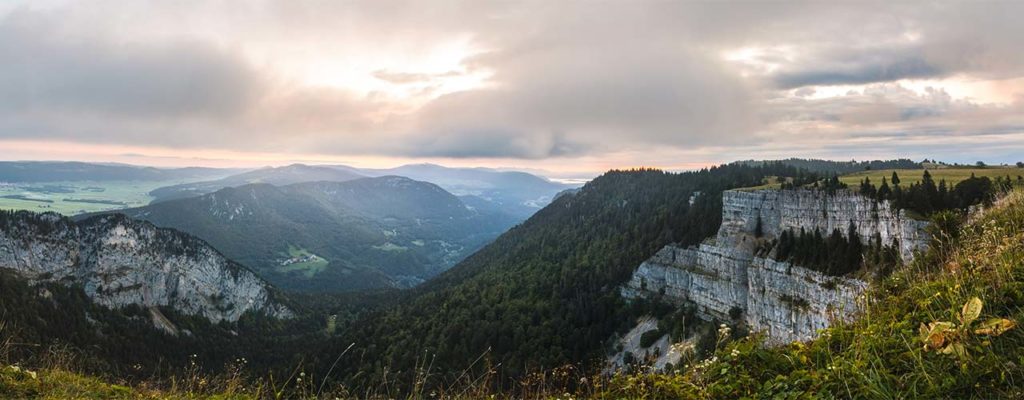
[148,163,575,220]
[96,176,519,292]
[0,161,240,182]
[355,163,573,219]
[149,164,365,203]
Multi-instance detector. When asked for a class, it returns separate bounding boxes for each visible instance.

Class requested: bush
[728,306,744,321]
[639,329,663,348]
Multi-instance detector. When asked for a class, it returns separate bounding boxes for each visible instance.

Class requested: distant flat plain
[0,180,186,215]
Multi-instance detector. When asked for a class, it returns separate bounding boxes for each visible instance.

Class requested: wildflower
[730,349,740,357]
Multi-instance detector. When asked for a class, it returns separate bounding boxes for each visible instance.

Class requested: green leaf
[961,297,983,325]
[922,322,955,350]
[939,343,967,359]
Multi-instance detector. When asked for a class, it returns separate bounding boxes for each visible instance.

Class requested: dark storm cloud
[774,54,944,89]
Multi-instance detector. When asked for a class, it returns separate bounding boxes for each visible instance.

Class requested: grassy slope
[603,189,1024,399]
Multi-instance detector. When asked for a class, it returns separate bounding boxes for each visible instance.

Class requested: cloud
[404,3,761,158]
[372,70,465,85]
[0,11,261,119]
[0,0,1023,167]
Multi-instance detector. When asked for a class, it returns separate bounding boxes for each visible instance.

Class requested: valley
[0,159,1022,399]
[92,177,525,291]
[3,2,1020,397]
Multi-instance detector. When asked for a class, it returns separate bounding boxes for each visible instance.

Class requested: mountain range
[91,176,520,291]
[149,163,573,220]
[4,159,1013,398]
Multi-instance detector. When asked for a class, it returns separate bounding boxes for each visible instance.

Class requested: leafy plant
[920,297,1016,359]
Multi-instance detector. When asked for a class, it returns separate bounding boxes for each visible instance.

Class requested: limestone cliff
[0,211,291,322]
[718,190,929,261]
[623,189,928,343]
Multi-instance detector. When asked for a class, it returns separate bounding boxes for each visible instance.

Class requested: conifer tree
[877,177,891,200]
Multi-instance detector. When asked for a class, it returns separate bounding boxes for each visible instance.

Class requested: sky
[1,0,1023,180]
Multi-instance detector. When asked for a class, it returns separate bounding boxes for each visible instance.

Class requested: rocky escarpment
[623,189,928,344]
[718,190,929,261]
[0,210,291,322]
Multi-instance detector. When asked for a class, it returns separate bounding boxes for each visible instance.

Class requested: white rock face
[0,211,291,322]
[719,190,929,261]
[623,189,929,344]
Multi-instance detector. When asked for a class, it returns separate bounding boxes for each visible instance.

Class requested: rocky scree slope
[0,210,290,322]
[624,189,930,343]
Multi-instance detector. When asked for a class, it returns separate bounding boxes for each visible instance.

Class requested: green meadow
[274,245,329,277]
[839,166,1024,186]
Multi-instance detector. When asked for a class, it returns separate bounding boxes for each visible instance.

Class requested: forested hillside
[311,163,816,388]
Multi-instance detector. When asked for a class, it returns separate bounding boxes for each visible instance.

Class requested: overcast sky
[1,0,1023,179]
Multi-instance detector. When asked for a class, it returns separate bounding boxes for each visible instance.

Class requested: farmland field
[839,167,1024,186]
[0,180,190,215]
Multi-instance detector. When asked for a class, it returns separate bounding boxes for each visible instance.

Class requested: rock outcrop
[623,189,929,343]
[0,211,291,322]
[718,190,929,261]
